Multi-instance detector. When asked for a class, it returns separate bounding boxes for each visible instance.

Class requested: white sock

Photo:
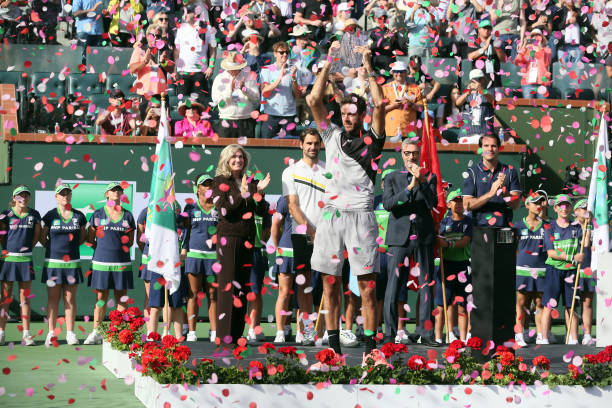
[248,328,255,335]
[210,330,216,336]
[22,330,30,338]
[276,330,284,335]
[67,330,75,336]
[0,329,5,335]
[188,330,196,336]
[435,338,442,343]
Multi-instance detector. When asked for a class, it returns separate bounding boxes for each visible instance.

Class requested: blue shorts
[272,256,294,275]
[0,261,34,282]
[578,277,596,293]
[516,271,546,293]
[249,248,268,294]
[184,256,216,276]
[435,260,471,307]
[139,254,153,281]
[88,268,134,291]
[42,266,84,285]
[147,272,186,308]
[542,265,575,308]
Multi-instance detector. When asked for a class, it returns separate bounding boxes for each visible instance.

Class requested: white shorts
[311,208,380,277]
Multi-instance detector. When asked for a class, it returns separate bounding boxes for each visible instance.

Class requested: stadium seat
[499,62,522,97]
[0,70,28,128]
[86,47,134,75]
[68,73,105,97]
[552,63,609,100]
[169,94,182,124]
[425,58,460,86]
[106,73,136,95]
[30,72,65,98]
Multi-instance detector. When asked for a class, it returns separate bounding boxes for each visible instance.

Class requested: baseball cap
[554,194,572,206]
[525,190,547,204]
[573,198,587,210]
[337,2,352,12]
[479,19,492,28]
[391,61,408,72]
[469,69,485,81]
[110,88,125,99]
[12,185,31,196]
[54,183,72,195]
[197,174,213,185]
[446,189,462,203]
[105,181,123,192]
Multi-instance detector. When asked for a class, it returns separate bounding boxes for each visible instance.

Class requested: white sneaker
[568,336,579,345]
[394,330,409,344]
[448,331,458,343]
[515,333,527,347]
[536,333,543,343]
[339,329,359,347]
[209,330,216,343]
[84,331,102,345]
[295,331,304,343]
[274,331,286,343]
[320,330,329,345]
[536,337,550,345]
[66,332,79,345]
[23,335,35,346]
[0,331,5,346]
[186,332,197,342]
[45,332,55,347]
[582,334,593,345]
[302,326,315,346]
[246,330,257,342]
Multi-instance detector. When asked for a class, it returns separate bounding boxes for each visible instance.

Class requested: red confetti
[222,388,230,397]
[68,399,75,404]
[2,367,10,375]
[306,391,314,400]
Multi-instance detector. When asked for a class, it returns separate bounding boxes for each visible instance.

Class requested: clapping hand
[489,173,506,196]
[257,173,271,193]
[241,174,249,194]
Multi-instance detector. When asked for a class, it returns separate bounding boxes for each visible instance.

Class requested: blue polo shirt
[259,64,298,117]
[73,0,104,35]
[462,160,521,227]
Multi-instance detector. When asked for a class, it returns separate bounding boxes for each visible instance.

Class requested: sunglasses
[276,50,289,54]
[157,17,168,21]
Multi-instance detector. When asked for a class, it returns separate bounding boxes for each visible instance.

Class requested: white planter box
[133,377,612,408]
[102,340,134,379]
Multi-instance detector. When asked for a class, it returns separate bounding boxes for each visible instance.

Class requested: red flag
[419,113,446,223]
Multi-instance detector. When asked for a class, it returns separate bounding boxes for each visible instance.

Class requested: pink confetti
[189,151,201,162]
[26,388,34,397]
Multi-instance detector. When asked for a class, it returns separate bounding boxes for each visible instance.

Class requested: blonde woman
[84,182,135,345]
[0,185,41,346]
[211,145,270,345]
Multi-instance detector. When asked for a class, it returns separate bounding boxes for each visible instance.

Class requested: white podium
[596,252,612,347]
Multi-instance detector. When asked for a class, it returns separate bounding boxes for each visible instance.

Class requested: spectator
[174,98,214,138]
[211,144,270,344]
[95,89,139,136]
[408,55,440,103]
[270,0,293,41]
[382,61,424,140]
[259,41,304,138]
[368,12,408,72]
[446,0,484,58]
[467,19,506,91]
[490,0,523,61]
[129,24,173,117]
[364,0,405,30]
[245,0,280,21]
[139,105,163,136]
[333,2,353,32]
[551,0,594,63]
[515,28,552,99]
[153,10,176,53]
[146,0,177,20]
[456,69,494,144]
[174,3,217,103]
[0,1,29,43]
[31,0,62,44]
[592,0,612,58]
[228,9,281,52]
[240,29,266,73]
[523,0,553,36]
[289,25,320,86]
[107,0,144,46]
[293,0,333,43]
[436,83,462,141]
[72,0,105,65]
[329,19,369,79]
[405,0,434,59]
[211,51,260,138]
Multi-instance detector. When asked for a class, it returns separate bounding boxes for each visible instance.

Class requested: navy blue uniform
[272,196,295,275]
[184,203,218,276]
[515,218,548,293]
[41,208,87,285]
[137,208,152,281]
[543,220,582,307]
[0,208,41,282]
[462,161,521,227]
[250,212,272,294]
[88,207,135,290]
[435,215,473,307]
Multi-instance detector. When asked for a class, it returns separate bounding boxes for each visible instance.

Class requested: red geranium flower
[129,317,146,331]
[233,345,248,360]
[109,310,123,325]
[568,364,581,379]
[596,350,611,364]
[499,351,515,367]
[249,360,264,371]
[201,358,214,364]
[118,329,134,345]
[532,355,550,370]
[495,345,511,354]
[161,335,179,349]
[147,332,161,341]
[407,355,425,371]
[443,347,460,363]
[277,346,298,358]
[171,345,191,362]
[127,306,141,318]
[604,345,612,357]
[466,336,483,350]
[448,339,465,350]
[315,348,343,366]
[260,342,276,354]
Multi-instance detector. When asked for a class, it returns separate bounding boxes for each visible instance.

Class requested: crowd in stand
[2,0,612,139]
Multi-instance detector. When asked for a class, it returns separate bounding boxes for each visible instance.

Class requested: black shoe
[418,336,442,347]
[408,333,420,343]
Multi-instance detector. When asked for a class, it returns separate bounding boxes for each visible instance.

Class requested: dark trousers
[384,242,435,338]
[177,71,209,105]
[77,33,103,65]
[216,235,253,343]
[217,118,256,139]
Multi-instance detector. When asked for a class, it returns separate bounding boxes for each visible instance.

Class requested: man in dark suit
[383,138,439,346]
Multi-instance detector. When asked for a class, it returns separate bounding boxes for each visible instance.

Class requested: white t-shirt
[564,22,580,46]
[320,123,385,210]
[175,23,216,72]
[281,159,327,233]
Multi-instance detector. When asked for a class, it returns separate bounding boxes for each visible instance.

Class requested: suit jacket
[382,168,438,246]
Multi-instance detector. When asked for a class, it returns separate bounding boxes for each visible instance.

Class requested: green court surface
[0,321,582,407]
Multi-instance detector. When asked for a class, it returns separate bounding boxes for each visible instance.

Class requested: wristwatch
[368,72,377,78]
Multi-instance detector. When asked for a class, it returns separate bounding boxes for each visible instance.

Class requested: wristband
[566,254,572,262]
[449,241,455,248]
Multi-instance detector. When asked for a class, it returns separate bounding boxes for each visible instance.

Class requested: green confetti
[395,386,401,394]
[443,394,450,401]
[206,165,214,172]
[207,275,215,283]
[153,281,162,290]
[208,225,217,234]
[96,300,105,307]
[323,211,332,220]
[335,210,341,218]
[324,172,333,179]
[364,329,374,336]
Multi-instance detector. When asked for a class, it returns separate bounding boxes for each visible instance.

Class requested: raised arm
[306,61,332,133]
[362,49,385,137]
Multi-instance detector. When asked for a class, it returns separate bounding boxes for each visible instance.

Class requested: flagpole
[423,99,450,343]
[566,216,589,344]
